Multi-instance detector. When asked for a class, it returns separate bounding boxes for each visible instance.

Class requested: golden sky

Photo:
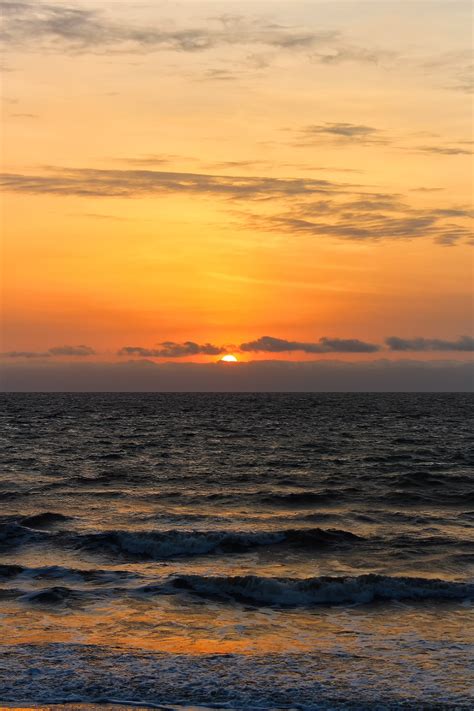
[1,0,473,368]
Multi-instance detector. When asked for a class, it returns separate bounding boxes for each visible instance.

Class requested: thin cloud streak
[415,146,473,156]
[297,122,386,145]
[0,167,342,199]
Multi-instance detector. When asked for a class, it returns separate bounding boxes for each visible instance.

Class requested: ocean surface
[0,392,473,710]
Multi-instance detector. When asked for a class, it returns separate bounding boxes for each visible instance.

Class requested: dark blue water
[1,393,473,709]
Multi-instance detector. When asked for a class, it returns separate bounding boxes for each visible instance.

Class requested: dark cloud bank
[118,335,473,357]
[240,336,380,353]
[118,342,225,358]
[1,360,472,392]
[2,337,472,362]
[386,336,474,352]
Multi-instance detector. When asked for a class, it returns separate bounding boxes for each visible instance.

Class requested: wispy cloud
[0,167,344,199]
[244,210,472,247]
[297,122,386,145]
[311,46,393,65]
[1,166,471,246]
[415,146,473,156]
[449,64,474,93]
[9,112,38,119]
[424,54,474,94]
[294,124,473,156]
[1,2,338,55]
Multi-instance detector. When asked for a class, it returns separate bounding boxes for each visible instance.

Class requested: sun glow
[220,354,238,363]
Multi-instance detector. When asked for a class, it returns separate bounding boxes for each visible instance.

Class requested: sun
[220,354,238,363]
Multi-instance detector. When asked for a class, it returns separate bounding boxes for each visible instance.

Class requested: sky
[1,0,473,390]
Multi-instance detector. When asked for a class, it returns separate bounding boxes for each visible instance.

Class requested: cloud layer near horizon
[2,336,473,360]
[1,359,472,392]
[1,345,96,358]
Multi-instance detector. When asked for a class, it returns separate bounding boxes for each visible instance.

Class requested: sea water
[0,393,473,709]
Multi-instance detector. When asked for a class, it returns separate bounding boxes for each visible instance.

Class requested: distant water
[0,392,473,709]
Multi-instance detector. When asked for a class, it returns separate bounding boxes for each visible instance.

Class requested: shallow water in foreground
[0,393,473,709]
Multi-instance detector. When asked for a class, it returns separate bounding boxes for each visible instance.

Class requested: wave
[77,526,362,560]
[0,564,24,579]
[384,490,474,506]
[20,512,72,529]
[0,563,140,584]
[164,573,474,606]
[261,491,337,506]
[19,586,86,606]
[5,573,473,609]
[0,517,362,558]
[0,521,41,549]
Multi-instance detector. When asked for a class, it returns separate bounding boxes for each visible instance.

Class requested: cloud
[239,336,380,354]
[415,146,473,156]
[0,2,338,55]
[449,64,474,93]
[386,336,474,352]
[311,47,393,65]
[116,155,183,166]
[1,166,471,246]
[1,360,472,392]
[296,126,473,156]
[205,160,271,170]
[118,342,226,358]
[297,122,386,145]
[0,167,341,199]
[1,350,50,359]
[244,212,472,246]
[48,344,96,356]
[1,344,95,358]
[10,112,38,118]
[75,212,129,221]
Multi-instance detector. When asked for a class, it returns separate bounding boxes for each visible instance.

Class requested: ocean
[0,392,473,709]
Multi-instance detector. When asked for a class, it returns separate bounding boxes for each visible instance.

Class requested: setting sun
[220,355,238,363]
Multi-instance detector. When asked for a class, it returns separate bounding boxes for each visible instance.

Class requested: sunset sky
[1,0,473,387]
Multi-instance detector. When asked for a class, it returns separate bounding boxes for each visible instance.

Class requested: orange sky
[1,0,473,366]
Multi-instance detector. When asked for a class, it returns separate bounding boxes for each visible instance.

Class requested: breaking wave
[165,573,474,606]
[77,526,362,560]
